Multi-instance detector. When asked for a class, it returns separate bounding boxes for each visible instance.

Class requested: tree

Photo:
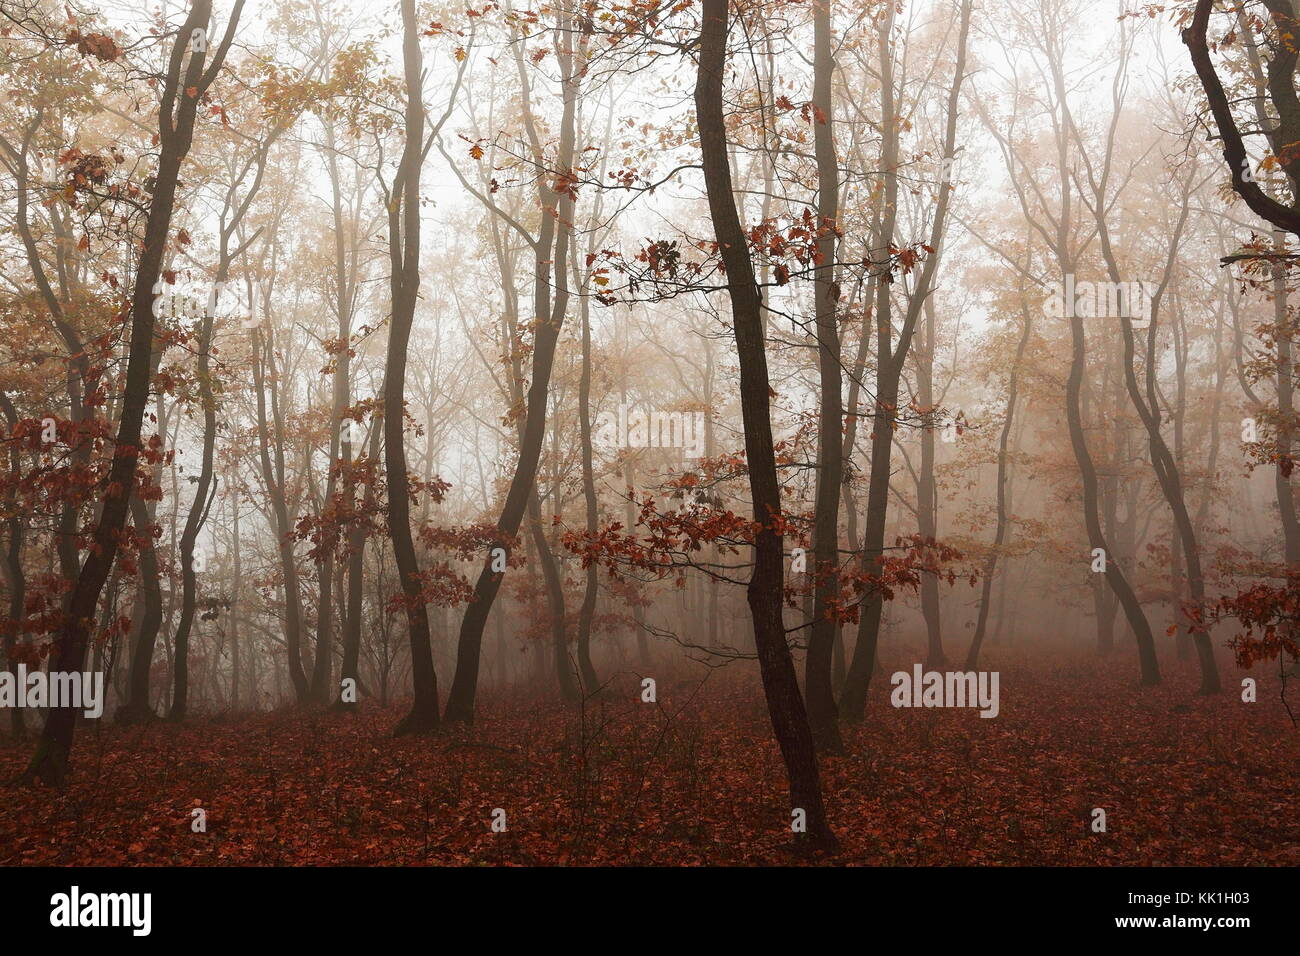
[23,0,245,785]
[694,0,835,853]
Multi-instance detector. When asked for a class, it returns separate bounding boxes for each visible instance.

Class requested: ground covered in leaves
[1,656,1296,865]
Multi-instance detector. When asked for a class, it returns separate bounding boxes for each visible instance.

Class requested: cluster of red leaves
[746,209,831,286]
[1213,570,1300,669]
[561,486,968,621]
[384,563,477,614]
[0,656,1294,865]
[417,524,520,566]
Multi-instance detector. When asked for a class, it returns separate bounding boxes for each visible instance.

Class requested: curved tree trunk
[443,1,581,723]
[388,0,438,735]
[24,0,244,784]
[169,306,217,721]
[967,291,1032,669]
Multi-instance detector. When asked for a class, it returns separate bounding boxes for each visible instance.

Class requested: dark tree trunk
[388,0,439,735]
[119,494,164,723]
[0,393,26,735]
[337,392,380,711]
[24,0,244,784]
[695,0,835,853]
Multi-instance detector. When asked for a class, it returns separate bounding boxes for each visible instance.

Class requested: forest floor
[1,654,1296,865]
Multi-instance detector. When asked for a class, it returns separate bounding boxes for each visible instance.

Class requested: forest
[0,0,1297,870]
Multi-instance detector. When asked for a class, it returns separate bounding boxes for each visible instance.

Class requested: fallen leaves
[0,658,1295,866]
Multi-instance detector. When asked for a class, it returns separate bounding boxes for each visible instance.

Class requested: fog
[0,0,1296,873]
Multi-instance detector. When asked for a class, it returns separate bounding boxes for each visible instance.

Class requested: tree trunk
[169,305,217,721]
[967,291,1032,669]
[695,0,835,853]
[0,394,26,735]
[804,0,844,755]
[252,321,309,702]
[575,267,601,695]
[388,0,439,735]
[24,0,243,784]
[443,1,581,722]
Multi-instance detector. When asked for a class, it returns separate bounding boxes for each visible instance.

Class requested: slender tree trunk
[916,300,946,669]
[253,322,309,701]
[967,293,1032,669]
[1092,178,1217,691]
[841,0,968,718]
[695,0,835,852]
[804,0,844,754]
[336,393,379,711]
[0,394,26,735]
[575,267,601,695]
[443,2,581,722]
[388,0,439,735]
[230,486,241,711]
[1273,241,1300,562]
[169,305,217,720]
